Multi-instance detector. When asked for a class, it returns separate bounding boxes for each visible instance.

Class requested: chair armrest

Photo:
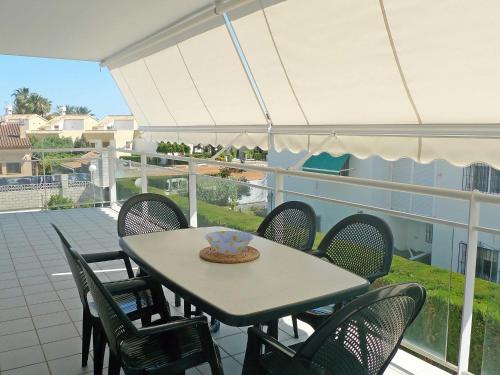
[247,327,296,359]
[135,316,208,336]
[103,276,157,295]
[82,251,135,278]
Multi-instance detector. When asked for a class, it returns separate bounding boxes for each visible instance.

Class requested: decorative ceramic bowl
[205,230,253,254]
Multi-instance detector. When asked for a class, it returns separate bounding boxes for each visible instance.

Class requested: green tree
[11,87,31,114]
[29,93,52,117]
[59,105,94,116]
[11,87,52,116]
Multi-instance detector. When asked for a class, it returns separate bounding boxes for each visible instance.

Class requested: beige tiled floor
[0,208,444,375]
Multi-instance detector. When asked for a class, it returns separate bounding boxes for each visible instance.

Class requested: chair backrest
[77,250,136,357]
[297,283,426,375]
[257,201,316,251]
[52,224,89,309]
[118,193,189,237]
[318,214,393,283]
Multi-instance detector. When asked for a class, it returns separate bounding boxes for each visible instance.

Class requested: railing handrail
[116,147,500,204]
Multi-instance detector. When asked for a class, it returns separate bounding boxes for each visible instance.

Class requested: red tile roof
[0,123,31,149]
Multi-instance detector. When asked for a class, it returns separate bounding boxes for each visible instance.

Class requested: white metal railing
[114,146,500,375]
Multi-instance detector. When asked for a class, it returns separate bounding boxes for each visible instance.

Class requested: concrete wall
[0,179,105,212]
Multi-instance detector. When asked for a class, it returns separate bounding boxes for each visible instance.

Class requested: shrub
[375,255,500,374]
[47,195,74,210]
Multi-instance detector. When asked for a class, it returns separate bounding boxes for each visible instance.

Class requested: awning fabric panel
[251,0,418,125]
[0,0,213,61]
[176,25,267,126]
[384,0,500,123]
[229,10,307,126]
[144,47,214,126]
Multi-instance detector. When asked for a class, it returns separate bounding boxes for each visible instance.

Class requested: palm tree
[11,87,31,114]
[29,94,52,117]
[61,105,94,116]
[11,88,52,116]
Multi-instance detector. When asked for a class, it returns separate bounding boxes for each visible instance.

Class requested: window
[125,141,132,149]
[462,163,500,193]
[458,242,499,283]
[425,224,433,244]
[6,163,21,174]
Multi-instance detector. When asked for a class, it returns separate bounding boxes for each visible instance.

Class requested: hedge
[116,177,500,374]
[376,256,500,374]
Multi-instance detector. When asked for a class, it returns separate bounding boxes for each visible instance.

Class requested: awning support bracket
[210,132,245,159]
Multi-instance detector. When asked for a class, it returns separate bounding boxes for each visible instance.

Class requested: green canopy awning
[302,153,350,175]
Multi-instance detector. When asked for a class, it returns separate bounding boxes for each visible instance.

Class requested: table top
[119,226,369,326]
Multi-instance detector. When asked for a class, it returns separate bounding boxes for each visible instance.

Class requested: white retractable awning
[2,0,500,167]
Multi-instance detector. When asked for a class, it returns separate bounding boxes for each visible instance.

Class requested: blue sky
[0,55,130,119]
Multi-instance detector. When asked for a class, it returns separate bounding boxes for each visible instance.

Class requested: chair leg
[242,331,261,375]
[92,320,106,375]
[266,320,279,340]
[81,308,92,367]
[208,345,224,375]
[292,316,299,339]
[175,294,181,307]
[108,352,121,375]
[184,302,192,318]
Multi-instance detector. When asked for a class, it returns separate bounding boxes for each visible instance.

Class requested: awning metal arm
[210,132,245,159]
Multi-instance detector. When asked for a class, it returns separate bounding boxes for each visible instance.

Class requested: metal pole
[274,172,284,207]
[108,141,117,206]
[188,157,198,227]
[140,154,148,194]
[458,190,480,374]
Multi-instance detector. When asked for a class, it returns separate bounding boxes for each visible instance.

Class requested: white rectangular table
[119,226,369,326]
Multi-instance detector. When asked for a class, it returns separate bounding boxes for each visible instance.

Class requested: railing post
[140,154,148,194]
[188,157,198,227]
[274,171,284,207]
[458,189,480,374]
[108,141,117,206]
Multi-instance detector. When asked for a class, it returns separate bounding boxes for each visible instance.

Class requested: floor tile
[216,333,248,356]
[0,345,45,371]
[42,336,83,360]
[0,306,30,322]
[48,354,93,375]
[25,291,59,306]
[0,330,39,353]
[3,362,51,375]
[0,296,27,310]
[0,317,35,336]
[37,322,79,344]
[28,301,65,317]
[21,283,54,296]
[32,311,72,329]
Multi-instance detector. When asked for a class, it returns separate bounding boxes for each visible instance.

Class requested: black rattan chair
[243,283,426,375]
[52,224,170,375]
[78,250,224,375]
[118,193,188,311]
[256,201,316,339]
[257,201,316,338]
[292,214,394,337]
[257,201,316,252]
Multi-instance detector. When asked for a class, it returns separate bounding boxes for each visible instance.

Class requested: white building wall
[268,148,500,280]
